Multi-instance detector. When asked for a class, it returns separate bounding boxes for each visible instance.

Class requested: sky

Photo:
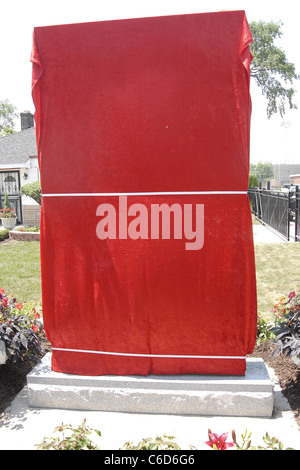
[1,0,300,165]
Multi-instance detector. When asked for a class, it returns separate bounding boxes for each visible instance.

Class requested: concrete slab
[27,354,274,417]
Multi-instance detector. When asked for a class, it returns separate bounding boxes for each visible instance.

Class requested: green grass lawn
[0,240,41,303]
[255,243,300,315]
[0,238,299,316]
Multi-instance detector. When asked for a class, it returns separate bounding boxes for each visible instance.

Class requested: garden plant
[271,291,300,364]
[0,288,43,363]
[36,422,294,450]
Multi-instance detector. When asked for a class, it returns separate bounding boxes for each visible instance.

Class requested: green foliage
[0,208,16,219]
[250,162,273,181]
[249,21,299,118]
[14,226,40,232]
[20,181,42,206]
[0,288,43,363]
[121,434,181,450]
[232,429,293,450]
[249,174,259,188]
[271,291,300,359]
[0,229,9,242]
[36,420,101,450]
[35,421,294,451]
[256,313,276,345]
[0,99,18,136]
[0,194,16,219]
[4,194,10,209]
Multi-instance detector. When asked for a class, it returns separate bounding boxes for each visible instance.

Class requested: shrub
[271,291,300,359]
[0,229,9,242]
[19,181,42,206]
[4,193,11,209]
[249,175,259,188]
[0,288,43,363]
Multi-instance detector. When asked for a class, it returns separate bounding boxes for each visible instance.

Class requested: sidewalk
[252,223,288,244]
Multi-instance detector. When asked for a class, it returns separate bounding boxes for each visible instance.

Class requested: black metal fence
[295,186,300,242]
[248,187,299,242]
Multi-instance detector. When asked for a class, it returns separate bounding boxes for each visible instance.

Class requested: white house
[0,112,40,225]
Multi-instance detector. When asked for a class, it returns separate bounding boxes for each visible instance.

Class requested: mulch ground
[0,337,299,429]
[251,342,300,428]
[0,334,51,416]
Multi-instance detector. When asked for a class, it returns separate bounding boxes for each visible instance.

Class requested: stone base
[27,353,274,417]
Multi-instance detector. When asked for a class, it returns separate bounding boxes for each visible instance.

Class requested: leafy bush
[19,181,42,206]
[0,288,43,363]
[0,229,9,242]
[249,174,259,188]
[271,291,300,359]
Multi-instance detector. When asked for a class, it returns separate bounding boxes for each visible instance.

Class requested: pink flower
[205,431,235,450]
[288,291,296,299]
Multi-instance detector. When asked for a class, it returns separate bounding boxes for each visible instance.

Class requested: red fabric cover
[31,11,257,376]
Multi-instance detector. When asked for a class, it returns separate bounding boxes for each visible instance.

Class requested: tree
[0,99,18,136]
[249,21,299,118]
[249,174,259,188]
[250,162,273,181]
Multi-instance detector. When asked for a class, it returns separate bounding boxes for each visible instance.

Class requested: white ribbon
[43,191,247,197]
[52,347,245,359]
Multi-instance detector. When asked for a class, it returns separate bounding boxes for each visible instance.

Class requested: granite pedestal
[27,354,274,417]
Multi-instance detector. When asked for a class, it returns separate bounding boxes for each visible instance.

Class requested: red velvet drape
[32,11,257,376]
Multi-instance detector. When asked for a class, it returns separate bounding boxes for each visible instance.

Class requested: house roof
[272,164,300,184]
[0,127,37,167]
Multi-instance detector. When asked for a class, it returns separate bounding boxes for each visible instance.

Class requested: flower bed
[0,288,43,365]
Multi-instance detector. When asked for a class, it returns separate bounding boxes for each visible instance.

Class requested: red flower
[31,325,39,332]
[15,303,23,310]
[34,312,41,319]
[2,298,8,307]
[205,431,235,450]
[288,291,296,299]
